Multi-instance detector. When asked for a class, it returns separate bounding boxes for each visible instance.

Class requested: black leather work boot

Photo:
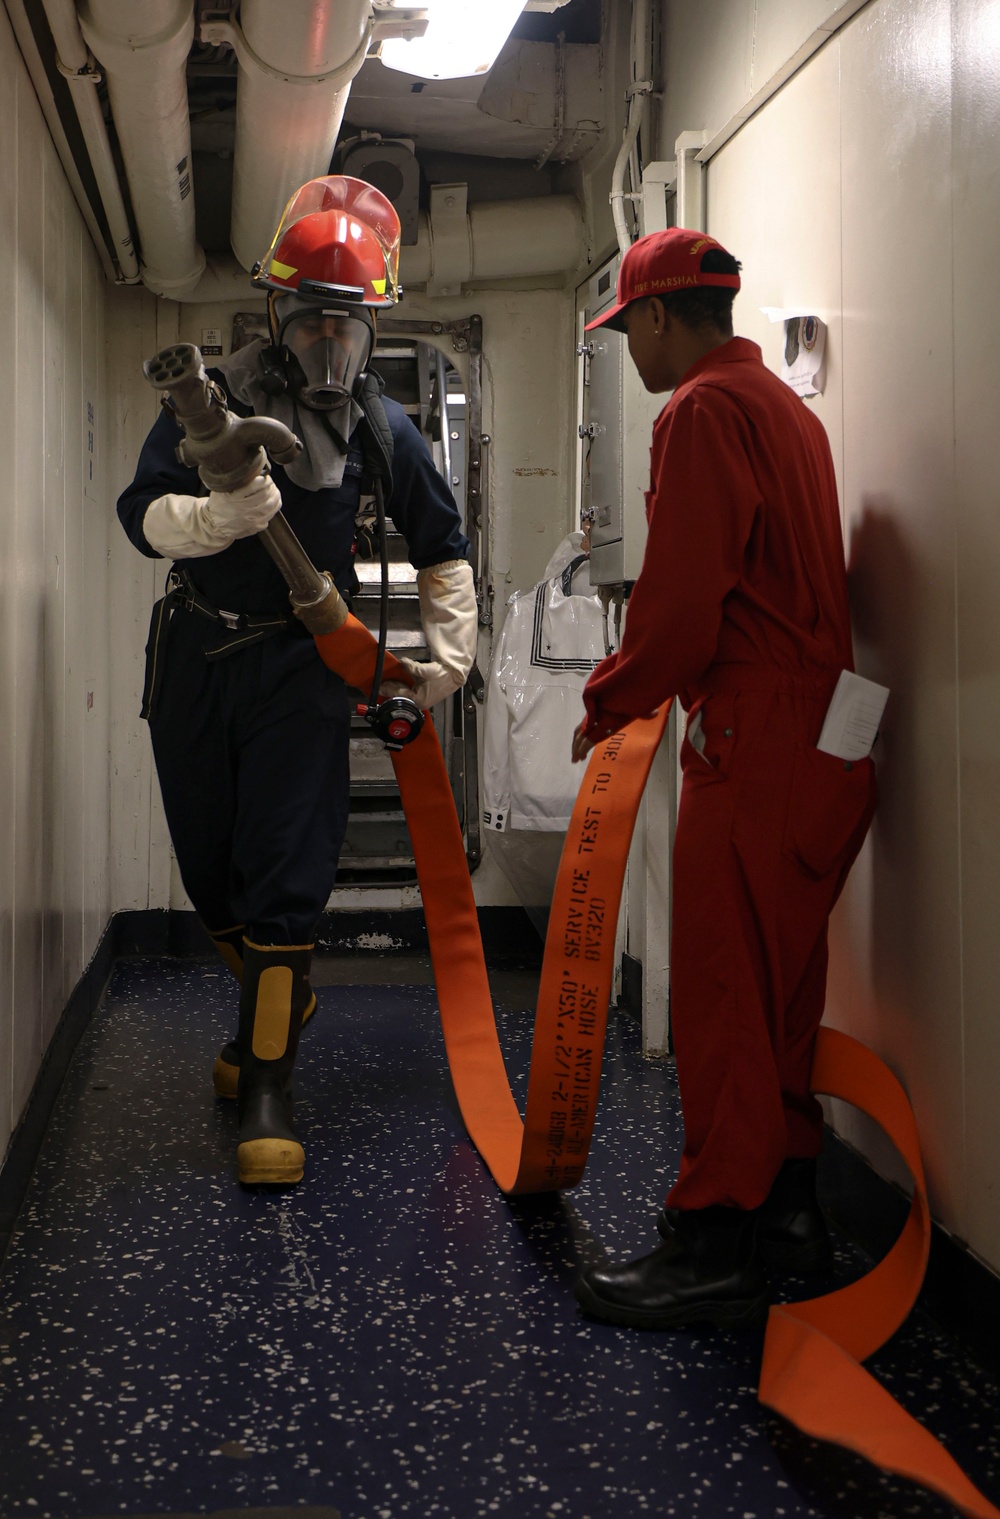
[656,1158,833,1273]
[575,1206,768,1330]
[210,925,315,1101]
[235,939,313,1186]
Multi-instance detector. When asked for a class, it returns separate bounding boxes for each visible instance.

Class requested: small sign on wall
[201,327,223,357]
[782,315,826,397]
[760,307,827,397]
[84,397,98,500]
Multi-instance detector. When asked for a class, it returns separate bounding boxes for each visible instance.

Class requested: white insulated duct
[399,195,586,293]
[178,190,586,301]
[78,0,205,299]
[40,0,140,281]
[181,253,259,305]
[2,0,115,282]
[216,0,374,274]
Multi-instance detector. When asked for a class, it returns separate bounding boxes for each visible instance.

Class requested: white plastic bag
[482,533,606,832]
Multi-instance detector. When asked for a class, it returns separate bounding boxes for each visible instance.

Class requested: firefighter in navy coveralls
[118,178,476,1188]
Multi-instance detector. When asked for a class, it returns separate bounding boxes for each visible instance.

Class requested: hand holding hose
[142,475,282,558]
[378,559,478,709]
[204,474,283,537]
[571,720,596,764]
[142,341,347,635]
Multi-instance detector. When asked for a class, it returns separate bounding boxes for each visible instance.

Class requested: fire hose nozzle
[143,342,347,626]
[143,342,303,491]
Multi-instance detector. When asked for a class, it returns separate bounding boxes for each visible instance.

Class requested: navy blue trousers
[149,612,352,945]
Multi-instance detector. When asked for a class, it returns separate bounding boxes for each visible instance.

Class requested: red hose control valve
[355,694,425,752]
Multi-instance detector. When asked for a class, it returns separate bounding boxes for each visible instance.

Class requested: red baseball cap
[585,228,741,332]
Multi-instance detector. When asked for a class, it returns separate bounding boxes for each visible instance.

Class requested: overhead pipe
[400,194,587,292]
[3,0,115,282]
[40,0,140,282]
[171,193,588,302]
[675,131,708,233]
[173,187,587,302]
[609,0,652,254]
[198,1,374,275]
[178,252,259,305]
[78,0,205,299]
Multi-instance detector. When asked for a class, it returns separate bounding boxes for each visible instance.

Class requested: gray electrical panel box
[580,255,662,586]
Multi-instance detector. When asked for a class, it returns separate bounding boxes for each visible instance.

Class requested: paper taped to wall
[759,308,828,396]
[783,315,826,396]
[817,670,890,761]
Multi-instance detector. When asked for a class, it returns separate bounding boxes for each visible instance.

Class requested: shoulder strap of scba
[354,368,394,494]
[310,608,999,1519]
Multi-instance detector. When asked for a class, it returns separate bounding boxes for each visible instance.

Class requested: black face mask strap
[258,344,307,397]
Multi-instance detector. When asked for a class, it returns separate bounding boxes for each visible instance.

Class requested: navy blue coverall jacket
[118,387,470,945]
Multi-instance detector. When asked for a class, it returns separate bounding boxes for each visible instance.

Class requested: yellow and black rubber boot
[208,925,245,1100]
[235,939,313,1186]
[210,925,316,1101]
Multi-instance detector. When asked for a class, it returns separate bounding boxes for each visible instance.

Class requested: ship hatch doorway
[339,316,486,886]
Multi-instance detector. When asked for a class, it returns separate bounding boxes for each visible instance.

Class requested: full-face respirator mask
[260,294,375,411]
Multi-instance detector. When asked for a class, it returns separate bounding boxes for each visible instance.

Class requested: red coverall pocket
[681,694,737,778]
[783,746,876,879]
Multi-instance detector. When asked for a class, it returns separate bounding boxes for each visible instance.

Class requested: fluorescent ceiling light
[380,0,526,80]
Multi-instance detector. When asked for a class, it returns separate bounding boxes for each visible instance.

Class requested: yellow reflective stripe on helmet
[270,258,298,280]
[372,277,386,295]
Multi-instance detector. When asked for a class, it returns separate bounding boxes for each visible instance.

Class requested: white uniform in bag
[482,533,606,832]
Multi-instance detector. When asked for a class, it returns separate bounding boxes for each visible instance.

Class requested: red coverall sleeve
[582,387,761,739]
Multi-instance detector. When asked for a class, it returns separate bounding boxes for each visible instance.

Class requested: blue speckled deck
[0,956,997,1519]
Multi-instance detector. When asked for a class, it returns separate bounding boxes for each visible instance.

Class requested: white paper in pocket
[816,671,890,761]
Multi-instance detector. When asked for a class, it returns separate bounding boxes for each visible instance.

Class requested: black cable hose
[369,474,390,711]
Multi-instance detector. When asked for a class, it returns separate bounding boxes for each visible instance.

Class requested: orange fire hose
[314,612,999,1518]
[763,1028,1000,1518]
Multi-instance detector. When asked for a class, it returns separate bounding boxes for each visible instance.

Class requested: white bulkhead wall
[0,6,121,1152]
[657,0,1000,1275]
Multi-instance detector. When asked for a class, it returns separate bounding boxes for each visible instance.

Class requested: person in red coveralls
[572,229,877,1331]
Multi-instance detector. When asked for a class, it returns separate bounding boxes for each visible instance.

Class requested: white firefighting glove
[142,474,283,558]
[382,558,478,709]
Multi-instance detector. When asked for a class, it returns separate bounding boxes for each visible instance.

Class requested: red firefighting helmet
[252,176,401,308]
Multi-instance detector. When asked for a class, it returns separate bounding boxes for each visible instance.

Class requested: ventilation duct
[199,1,374,275]
[78,0,205,299]
[179,189,586,303]
[400,190,586,295]
[39,0,140,282]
